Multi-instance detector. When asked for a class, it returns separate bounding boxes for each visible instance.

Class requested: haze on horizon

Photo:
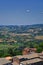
[0,0,43,25]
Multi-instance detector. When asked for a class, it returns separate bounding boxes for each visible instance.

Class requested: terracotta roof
[0,58,11,65]
[12,62,19,65]
[42,51,43,55]
[14,53,39,59]
[23,48,30,51]
[13,53,43,64]
[21,58,42,64]
[23,48,37,51]
[5,56,12,60]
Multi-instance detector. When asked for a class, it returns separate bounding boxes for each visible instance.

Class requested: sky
[0,0,43,25]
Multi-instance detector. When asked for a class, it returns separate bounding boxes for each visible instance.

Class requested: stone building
[12,53,43,65]
[22,48,37,55]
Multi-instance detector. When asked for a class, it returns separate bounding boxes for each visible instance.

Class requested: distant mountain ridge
[0,24,43,34]
[0,24,43,28]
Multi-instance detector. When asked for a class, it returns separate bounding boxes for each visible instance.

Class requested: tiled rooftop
[0,58,11,65]
[0,53,43,65]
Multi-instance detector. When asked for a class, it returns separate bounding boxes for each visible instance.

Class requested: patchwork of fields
[0,24,43,57]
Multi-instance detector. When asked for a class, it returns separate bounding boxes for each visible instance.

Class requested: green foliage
[14,49,22,55]
[36,47,42,53]
[0,41,43,57]
[8,47,15,56]
[39,42,43,49]
[34,44,39,48]
[0,50,4,57]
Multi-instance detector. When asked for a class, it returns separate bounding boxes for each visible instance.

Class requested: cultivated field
[35,36,43,40]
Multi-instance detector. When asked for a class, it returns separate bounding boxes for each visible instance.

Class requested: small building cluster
[0,48,43,65]
[12,53,43,65]
[22,48,37,55]
[12,48,43,65]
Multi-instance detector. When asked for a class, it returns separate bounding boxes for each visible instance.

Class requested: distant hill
[0,24,43,33]
[0,24,43,42]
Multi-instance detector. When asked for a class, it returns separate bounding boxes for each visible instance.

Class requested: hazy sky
[0,0,43,25]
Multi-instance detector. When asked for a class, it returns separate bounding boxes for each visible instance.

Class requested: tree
[37,47,42,53]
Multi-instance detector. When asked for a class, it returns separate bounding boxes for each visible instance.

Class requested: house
[29,48,37,53]
[12,57,20,65]
[22,48,37,55]
[22,48,30,55]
